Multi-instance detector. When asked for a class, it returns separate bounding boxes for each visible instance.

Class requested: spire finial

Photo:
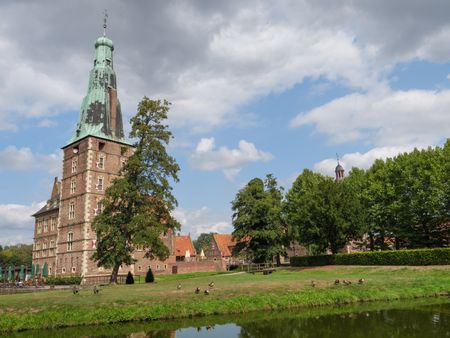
[103,9,108,36]
[336,153,340,165]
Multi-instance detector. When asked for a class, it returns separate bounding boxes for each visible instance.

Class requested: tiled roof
[213,234,236,257]
[174,235,196,257]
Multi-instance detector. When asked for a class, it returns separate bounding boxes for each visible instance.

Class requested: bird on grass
[177,283,182,290]
[358,278,365,284]
[72,286,79,295]
[208,281,215,288]
[195,287,201,294]
[93,285,100,295]
[311,280,316,287]
[334,279,340,285]
[343,280,352,286]
[204,289,210,295]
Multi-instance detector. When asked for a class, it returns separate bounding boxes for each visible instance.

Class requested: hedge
[291,248,450,266]
[46,276,82,285]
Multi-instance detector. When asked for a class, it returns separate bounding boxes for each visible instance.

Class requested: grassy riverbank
[0,266,449,332]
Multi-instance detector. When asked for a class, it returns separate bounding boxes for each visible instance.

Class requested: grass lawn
[0,265,449,332]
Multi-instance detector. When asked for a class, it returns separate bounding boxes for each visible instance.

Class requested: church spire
[335,154,345,181]
[66,16,129,146]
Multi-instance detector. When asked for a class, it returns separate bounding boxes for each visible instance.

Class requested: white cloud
[0,146,62,176]
[0,201,45,245]
[314,145,423,177]
[291,88,450,146]
[190,138,273,181]
[172,206,232,238]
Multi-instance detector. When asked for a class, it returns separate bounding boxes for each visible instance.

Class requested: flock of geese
[311,278,365,287]
[73,278,366,295]
[177,281,215,295]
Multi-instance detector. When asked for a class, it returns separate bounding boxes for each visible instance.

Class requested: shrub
[126,271,134,284]
[291,248,450,266]
[145,268,154,283]
[46,276,82,285]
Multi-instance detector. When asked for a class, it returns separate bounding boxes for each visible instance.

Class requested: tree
[92,97,180,283]
[193,233,216,254]
[231,174,287,263]
[125,271,134,284]
[284,169,364,254]
[145,268,155,283]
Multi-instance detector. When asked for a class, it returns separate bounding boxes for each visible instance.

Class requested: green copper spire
[67,24,129,146]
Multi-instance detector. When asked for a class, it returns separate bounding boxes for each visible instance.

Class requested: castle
[31,29,225,282]
[31,29,175,281]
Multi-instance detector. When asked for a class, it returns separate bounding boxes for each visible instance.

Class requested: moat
[5,298,450,338]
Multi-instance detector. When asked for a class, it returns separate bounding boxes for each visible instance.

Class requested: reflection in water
[4,299,450,338]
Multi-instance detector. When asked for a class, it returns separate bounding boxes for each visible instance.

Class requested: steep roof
[174,235,196,257]
[65,34,131,147]
[33,177,60,217]
[213,234,236,257]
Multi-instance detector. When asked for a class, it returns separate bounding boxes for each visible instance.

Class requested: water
[5,298,450,338]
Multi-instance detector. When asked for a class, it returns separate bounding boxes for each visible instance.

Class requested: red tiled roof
[174,235,196,257]
[213,234,236,257]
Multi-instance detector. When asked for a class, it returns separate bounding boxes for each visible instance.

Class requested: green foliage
[284,169,364,254]
[291,248,450,266]
[46,276,82,285]
[92,97,180,283]
[193,233,215,253]
[145,268,154,283]
[126,271,135,284]
[232,174,287,263]
[0,244,32,267]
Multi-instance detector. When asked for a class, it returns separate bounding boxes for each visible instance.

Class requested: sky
[1,0,450,245]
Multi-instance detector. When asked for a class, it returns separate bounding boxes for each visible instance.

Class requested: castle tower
[55,26,133,278]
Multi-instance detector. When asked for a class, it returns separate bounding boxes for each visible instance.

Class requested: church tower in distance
[56,30,133,278]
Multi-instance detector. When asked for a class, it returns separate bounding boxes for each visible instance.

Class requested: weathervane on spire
[336,153,340,164]
[103,9,108,36]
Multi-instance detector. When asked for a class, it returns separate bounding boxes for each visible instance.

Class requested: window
[67,232,73,251]
[50,240,55,248]
[120,158,126,169]
[70,179,76,194]
[62,267,66,274]
[36,251,40,258]
[43,242,48,250]
[96,177,104,191]
[36,242,41,251]
[71,158,78,173]
[44,219,49,233]
[138,266,142,272]
[69,202,75,220]
[37,221,42,234]
[99,142,105,151]
[50,218,56,231]
[95,200,103,216]
[97,156,105,169]
[71,266,76,273]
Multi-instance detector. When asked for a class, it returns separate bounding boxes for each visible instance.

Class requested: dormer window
[106,58,111,66]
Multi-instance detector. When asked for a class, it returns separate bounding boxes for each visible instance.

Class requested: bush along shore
[290,248,450,266]
[0,266,449,332]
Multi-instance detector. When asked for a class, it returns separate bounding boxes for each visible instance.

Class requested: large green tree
[92,97,180,283]
[284,169,364,254]
[231,174,286,263]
